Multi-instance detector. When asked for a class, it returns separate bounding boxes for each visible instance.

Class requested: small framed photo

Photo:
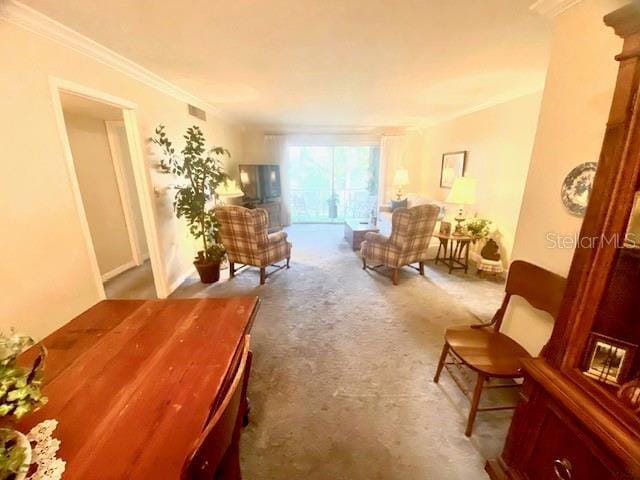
[440,151,467,188]
[582,333,637,386]
[439,221,451,236]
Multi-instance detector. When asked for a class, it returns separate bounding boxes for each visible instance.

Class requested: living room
[2,0,640,479]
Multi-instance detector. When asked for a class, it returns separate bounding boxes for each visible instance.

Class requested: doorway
[288,145,380,223]
[58,91,157,298]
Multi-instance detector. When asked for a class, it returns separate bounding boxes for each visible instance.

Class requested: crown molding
[415,87,544,130]
[253,86,544,135]
[530,0,582,17]
[0,0,224,116]
[262,125,388,136]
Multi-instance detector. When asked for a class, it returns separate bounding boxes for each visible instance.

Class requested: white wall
[381,132,426,202]
[504,0,626,354]
[373,1,626,355]
[0,20,243,340]
[245,93,541,264]
[378,92,543,264]
[236,126,388,169]
[63,112,133,277]
[422,92,543,264]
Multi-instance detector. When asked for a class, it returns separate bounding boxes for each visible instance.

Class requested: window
[288,145,380,223]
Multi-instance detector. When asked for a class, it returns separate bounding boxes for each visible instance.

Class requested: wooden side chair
[182,336,252,480]
[433,260,566,436]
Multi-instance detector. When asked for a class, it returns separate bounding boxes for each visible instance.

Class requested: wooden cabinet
[524,408,616,480]
[488,5,640,479]
[489,360,629,479]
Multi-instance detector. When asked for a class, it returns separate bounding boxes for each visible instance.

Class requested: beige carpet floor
[173,224,512,479]
[104,260,157,299]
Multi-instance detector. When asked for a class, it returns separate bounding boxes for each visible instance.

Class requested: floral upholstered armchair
[214,205,291,285]
[361,204,440,285]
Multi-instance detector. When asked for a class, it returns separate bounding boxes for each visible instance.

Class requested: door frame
[105,120,144,266]
[49,76,169,298]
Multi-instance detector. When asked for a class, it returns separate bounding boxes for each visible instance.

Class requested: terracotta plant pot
[194,260,221,284]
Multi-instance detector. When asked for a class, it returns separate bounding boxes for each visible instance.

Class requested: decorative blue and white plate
[561,162,597,217]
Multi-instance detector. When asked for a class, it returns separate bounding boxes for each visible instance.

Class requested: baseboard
[135,252,150,266]
[102,260,137,282]
[168,266,196,294]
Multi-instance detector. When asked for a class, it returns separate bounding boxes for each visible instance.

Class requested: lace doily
[25,420,66,480]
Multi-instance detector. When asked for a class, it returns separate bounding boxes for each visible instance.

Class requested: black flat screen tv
[239,164,281,203]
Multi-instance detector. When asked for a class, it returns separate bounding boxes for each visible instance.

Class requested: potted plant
[151,125,231,284]
[327,193,339,219]
[464,217,491,244]
[0,333,47,480]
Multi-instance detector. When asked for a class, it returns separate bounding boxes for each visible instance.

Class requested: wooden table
[344,219,379,250]
[18,298,259,479]
[434,233,472,273]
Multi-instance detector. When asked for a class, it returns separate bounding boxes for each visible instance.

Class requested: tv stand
[245,200,282,233]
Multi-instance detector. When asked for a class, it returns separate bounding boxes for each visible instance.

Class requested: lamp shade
[446,176,476,205]
[216,179,244,198]
[393,168,410,187]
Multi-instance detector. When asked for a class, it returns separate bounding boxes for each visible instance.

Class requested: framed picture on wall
[440,151,467,188]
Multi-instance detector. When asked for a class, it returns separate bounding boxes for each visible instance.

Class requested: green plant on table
[464,217,491,243]
[151,125,231,264]
[0,333,47,480]
[0,334,47,420]
[0,429,27,480]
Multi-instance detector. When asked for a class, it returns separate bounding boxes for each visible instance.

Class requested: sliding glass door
[288,145,380,223]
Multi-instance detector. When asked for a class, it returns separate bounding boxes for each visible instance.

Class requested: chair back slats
[504,260,567,318]
[182,336,251,480]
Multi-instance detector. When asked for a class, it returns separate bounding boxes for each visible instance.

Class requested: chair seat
[445,326,531,378]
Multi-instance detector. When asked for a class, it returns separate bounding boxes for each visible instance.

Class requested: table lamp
[393,168,410,200]
[216,179,244,204]
[446,176,476,234]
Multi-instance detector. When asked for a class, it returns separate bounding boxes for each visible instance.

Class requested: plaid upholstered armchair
[361,204,440,285]
[214,205,291,285]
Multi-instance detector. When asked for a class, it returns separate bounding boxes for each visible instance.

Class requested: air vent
[188,104,207,121]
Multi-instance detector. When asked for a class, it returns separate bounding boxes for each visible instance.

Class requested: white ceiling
[24,0,552,129]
